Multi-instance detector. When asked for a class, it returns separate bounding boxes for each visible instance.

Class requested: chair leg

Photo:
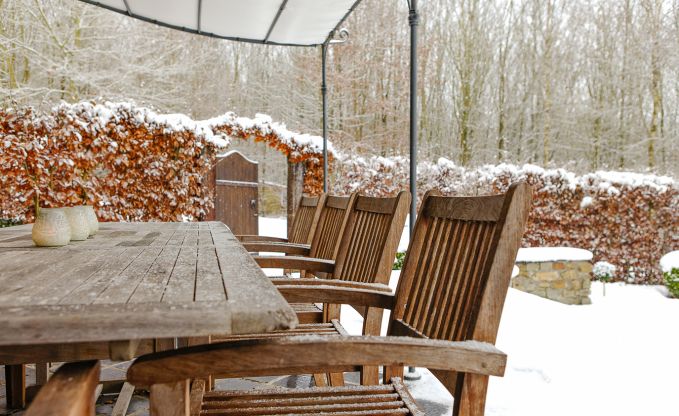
[360,307,383,385]
[320,303,343,386]
[5,364,26,409]
[453,373,489,416]
[328,372,345,387]
[312,373,328,387]
[383,365,404,384]
[150,380,190,416]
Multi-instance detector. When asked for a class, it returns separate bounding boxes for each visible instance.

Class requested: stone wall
[512,260,592,305]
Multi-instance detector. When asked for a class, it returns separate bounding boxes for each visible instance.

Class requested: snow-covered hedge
[0,101,331,222]
[333,156,678,284]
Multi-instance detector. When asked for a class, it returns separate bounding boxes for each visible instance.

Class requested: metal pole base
[404,366,422,381]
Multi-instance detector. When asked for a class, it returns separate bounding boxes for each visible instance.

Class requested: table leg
[35,363,49,386]
[5,364,26,409]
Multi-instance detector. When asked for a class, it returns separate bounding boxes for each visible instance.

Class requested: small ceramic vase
[32,208,71,247]
[64,206,90,241]
[82,205,99,236]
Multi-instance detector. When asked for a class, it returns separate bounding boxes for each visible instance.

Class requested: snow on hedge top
[203,111,333,157]
[433,158,675,194]
[339,156,675,196]
[53,101,228,148]
[660,251,679,272]
[51,101,332,157]
[516,247,593,263]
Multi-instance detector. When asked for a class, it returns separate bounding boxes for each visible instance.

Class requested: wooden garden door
[214,151,258,235]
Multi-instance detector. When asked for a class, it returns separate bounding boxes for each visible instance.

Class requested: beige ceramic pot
[64,206,90,241]
[82,205,99,236]
[32,208,71,247]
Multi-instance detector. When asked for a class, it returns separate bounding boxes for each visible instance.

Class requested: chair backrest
[308,195,354,260]
[288,194,324,245]
[388,183,531,414]
[333,191,410,285]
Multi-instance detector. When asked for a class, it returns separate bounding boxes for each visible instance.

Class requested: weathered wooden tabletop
[0,221,298,347]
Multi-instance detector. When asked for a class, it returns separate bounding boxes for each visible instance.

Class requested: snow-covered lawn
[259,217,678,416]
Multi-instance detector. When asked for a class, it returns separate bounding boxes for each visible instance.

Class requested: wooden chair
[28,183,531,416]
[241,194,354,268]
[243,194,355,325]
[236,194,324,245]
[214,192,409,385]
[245,191,408,327]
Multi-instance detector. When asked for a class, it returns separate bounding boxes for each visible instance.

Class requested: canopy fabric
[79,0,362,46]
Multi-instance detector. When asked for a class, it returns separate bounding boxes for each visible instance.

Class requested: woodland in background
[1,0,678,182]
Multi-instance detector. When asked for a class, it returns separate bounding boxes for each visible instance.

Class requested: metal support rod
[408,0,418,235]
[406,0,421,381]
[321,44,329,193]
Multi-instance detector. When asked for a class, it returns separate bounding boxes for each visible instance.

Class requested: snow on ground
[259,217,678,416]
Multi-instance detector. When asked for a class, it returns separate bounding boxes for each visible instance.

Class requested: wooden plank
[150,380,190,416]
[60,247,145,305]
[93,247,163,304]
[195,245,227,302]
[127,337,506,386]
[95,384,104,403]
[128,246,181,304]
[0,302,234,346]
[189,380,206,416]
[0,250,50,282]
[241,242,311,255]
[0,340,154,365]
[162,246,199,303]
[25,361,100,416]
[5,364,25,409]
[35,363,49,386]
[0,249,84,305]
[355,195,398,214]
[109,339,143,361]
[214,230,298,333]
[198,223,214,246]
[111,382,135,416]
[11,250,111,306]
[0,221,297,347]
[391,378,425,416]
[423,194,505,222]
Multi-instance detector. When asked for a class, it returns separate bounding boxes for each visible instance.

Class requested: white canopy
[79,0,362,46]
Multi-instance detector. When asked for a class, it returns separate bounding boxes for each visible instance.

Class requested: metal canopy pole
[405,0,421,382]
[408,0,418,235]
[322,43,329,193]
[320,30,348,193]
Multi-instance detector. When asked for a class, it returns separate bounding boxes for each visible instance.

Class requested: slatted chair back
[387,182,532,415]
[288,195,324,245]
[308,195,353,261]
[332,191,410,286]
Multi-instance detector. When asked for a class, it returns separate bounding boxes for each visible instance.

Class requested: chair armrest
[127,336,506,386]
[271,278,392,293]
[242,242,311,256]
[253,256,335,273]
[276,285,396,309]
[237,235,289,243]
[26,360,100,416]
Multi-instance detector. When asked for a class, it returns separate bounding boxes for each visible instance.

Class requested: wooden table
[0,221,298,407]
